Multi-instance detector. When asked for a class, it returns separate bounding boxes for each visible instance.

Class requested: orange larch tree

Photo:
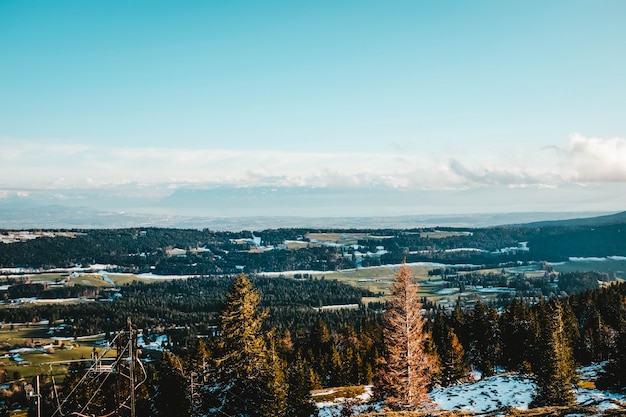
[375,262,435,410]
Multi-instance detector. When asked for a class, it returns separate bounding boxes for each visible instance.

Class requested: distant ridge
[0,200,616,230]
[515,210,626,228]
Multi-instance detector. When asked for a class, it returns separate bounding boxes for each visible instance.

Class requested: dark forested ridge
[1,213,625,274]
[516,210,626,228]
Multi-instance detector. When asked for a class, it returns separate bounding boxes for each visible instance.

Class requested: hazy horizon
[2,1,625,220]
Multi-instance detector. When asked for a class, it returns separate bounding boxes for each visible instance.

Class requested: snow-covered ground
[430,373,535,413]
[137,333,169,350]
[316,365,626,416]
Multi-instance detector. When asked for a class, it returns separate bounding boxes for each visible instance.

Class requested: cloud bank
[1,134,625,193]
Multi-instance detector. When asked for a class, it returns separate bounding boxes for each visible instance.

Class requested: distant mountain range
[0,184,623,230]
[0,194,621,231]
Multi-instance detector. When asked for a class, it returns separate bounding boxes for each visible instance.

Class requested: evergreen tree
[469,301,500,377]
[189,338,212,415]
[208,273,288,416]
[432,314,469,386]
[260,333,287,416]
[308,316,334,386]
[375,263,434,410]
[531,300,576,407]
[597,326,626,391]
[328,344,346,387]
[285,354,319,417]
[450,303,468,345]
[59,361,117,416]
[596,287,626,392]
[154,352,190,417]
[501,298,537,373]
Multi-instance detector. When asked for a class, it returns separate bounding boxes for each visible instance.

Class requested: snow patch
[316,366,626,415]
[430,373,534,412]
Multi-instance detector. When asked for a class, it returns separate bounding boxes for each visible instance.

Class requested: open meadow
[0,324,115,384]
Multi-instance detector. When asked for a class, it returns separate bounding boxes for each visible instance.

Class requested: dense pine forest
[0,275,375,336]
[0,272,623,416]
[0,218,625,416]
[1,221,625,274]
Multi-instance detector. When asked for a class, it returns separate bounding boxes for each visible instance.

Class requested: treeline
[0,228,355,274]
[0,275,375,337]
[5,273,623,385]
[2,223,626,274]
[429,281,626,388]
[428,269,606,301]
[527,224,626,260]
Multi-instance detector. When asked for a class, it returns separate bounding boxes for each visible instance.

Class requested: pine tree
[375,263,434,410]
[208,273,287,417]
[60,361,116,416]
[501,298,537,373]
[155,352,190,417]
[597,292,626,391]
[531,300,576,407]
[432,314,469,386]
[286,354,319,417]
[597,326,626,391]
[309,317,333,386]
[260,333,287,416]
[469,301,500,377]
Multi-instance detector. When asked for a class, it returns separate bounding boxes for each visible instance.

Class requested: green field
[261,264,506,305]
[9,257,626,316]
[0,325,115,383]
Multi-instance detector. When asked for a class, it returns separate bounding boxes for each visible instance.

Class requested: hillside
[2,215,626,275]
[516,210,626,228]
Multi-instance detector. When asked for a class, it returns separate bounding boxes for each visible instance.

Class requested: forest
[0,218,625,416]
[1,221,625,274]
[0,271,623,416]
[0,275,375,337]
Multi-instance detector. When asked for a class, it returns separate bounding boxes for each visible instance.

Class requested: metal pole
[36,374,41,417]
[128,319,135,417]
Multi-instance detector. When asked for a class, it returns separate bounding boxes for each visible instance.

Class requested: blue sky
[1,1,625,216]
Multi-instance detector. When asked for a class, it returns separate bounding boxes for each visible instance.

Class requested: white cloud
[442,134,626,187]
[0,140,444,189]
[448,158,546,186]
[559,133,626,182]
[1,134,625,192]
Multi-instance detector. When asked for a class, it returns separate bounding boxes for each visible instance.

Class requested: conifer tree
[208,273,287,417]
[60,361,116,416]
[596,290,626,391]
[155,351,190,417]
[501,298,537,373]
[286,354,319,417]
[531,300,576,407]
[309,317,333,386]
[432,314,469,386]
[184,338,212,416]
[260,333,287,416]
[469,301,500,377]
[375,263,434,410]
[597,326,626,391]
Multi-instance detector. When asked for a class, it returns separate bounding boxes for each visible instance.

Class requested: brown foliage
[375,263,435,410]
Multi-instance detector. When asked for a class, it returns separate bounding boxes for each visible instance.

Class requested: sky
[1,0,625,218]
